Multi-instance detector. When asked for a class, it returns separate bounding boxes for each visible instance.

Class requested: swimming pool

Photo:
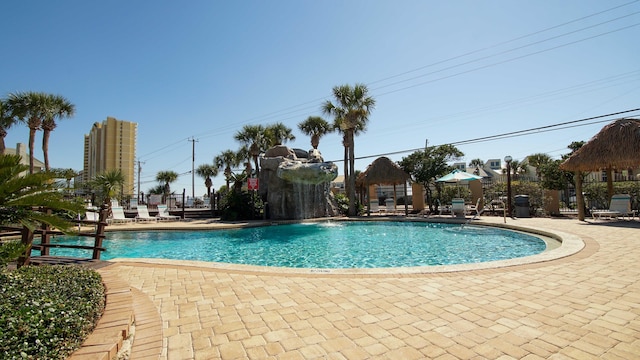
[46,221,547,268]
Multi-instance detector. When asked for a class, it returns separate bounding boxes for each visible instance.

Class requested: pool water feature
[46,222,547,269]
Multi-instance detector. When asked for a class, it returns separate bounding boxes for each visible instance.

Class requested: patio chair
[592,194,637,221]
[136,205,158,223]
[107,206,134,224]
[451,198,466,217]
[156,204,180,221]
[467,197,483,219]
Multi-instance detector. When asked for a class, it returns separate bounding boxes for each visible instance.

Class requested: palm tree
[234,124,267,177]
[468,158,484,168]
[0,99,19,155]
[41,95,75,171]
[214,150,241,190]
[91,169,125,206]
[527,153,552,179]
[52,168,78,194]
[6,92,51,174]
[298,116,331,150]
[322,83,375,216]
[156,171,179,204]
[265,122,295,147]
[196,164,219,199]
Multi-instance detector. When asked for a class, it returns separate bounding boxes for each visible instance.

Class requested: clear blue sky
[2,0,639,197]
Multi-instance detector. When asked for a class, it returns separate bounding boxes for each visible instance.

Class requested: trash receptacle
[514,195,530,217]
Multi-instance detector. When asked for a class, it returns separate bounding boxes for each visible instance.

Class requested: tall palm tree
[41,95,75,171]
[322,83,375,216]
[196,164,219,199]
[298,116,331,150]
[156,171,179,204]
[265,122,295,147]
[6,92,51,174]
[0,99,19,155]
[234,124,266,177]
[214,150,241,190]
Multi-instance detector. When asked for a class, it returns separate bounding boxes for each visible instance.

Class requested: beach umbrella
[436,169,483,197]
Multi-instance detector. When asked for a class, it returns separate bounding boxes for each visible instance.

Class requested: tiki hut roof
[560,118,640,172]
[357,156,410,185]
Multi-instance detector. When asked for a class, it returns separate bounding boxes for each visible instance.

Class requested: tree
[52,168,78,194]
[196,164,219,199]
[265,122,295,147]
[40,95,75,171]
[0,99,18,155]
[234,124,267,177]
[214,150,240,190]
[298,116,332,150]
[322,83,375,216]
[468,158,484,168]
[92,169,125,206]
[155,171,179,204]
[6,92,48,173]
[398,144,464,212]
[0,154,84,266]
[527,153,552,179]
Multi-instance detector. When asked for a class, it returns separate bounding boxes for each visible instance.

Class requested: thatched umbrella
[560,118,640,220]
[357,157,411,215]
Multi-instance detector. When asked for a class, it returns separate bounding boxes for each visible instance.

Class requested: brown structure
[357,157,411,215]
[560,118,640,220]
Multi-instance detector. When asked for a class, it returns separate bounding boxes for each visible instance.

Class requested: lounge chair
[451,198,466,217]
[156,204,180,221]
[108,206,134,224]
[136,205,158,223]
[467,197,483,219]
[592,194,637,221]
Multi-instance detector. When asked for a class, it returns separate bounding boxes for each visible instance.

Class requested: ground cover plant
[0,265,105,359]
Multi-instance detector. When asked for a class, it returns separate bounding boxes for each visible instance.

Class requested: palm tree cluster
[1,91,75,174]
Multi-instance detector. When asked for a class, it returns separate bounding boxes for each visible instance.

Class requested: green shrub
[0,241,27,267]
[0,265,105,359]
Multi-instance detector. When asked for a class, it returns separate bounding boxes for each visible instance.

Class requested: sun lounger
[136,205,158,223]
[592,194,637,221]
[107,206,134,224]
[156,205,180,221]
[451,198,466,217]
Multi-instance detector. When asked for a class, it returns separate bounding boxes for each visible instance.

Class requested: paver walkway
[98,217,640,359]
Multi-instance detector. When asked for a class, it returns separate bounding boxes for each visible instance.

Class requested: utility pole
[188,138,198,199]
[137,160,144,203]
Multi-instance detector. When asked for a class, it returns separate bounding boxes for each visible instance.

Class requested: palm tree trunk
[28,128,37,174]
[348,130,356,216]
[42,129,51,171]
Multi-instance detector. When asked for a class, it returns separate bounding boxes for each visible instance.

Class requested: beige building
[83,117,137,198]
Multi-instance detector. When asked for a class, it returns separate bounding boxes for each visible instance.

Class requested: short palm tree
[265,122,295,147]
[234,125,267,177]
[322,83,375,216]
[527,153,552,179]
[196,164,219,199]
[214,150,241,190]
[298,116,331,150]
[156,171,179,204]
[92,169,125,206]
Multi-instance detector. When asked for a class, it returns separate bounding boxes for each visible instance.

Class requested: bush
[220,191,263,221]
[0,265,105,359]
[0,240,27,267]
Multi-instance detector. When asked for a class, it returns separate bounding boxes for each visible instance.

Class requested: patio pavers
[97,217,640,359]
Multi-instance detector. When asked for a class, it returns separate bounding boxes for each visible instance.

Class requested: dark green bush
[220,191,263,221]
[0,265,105,359]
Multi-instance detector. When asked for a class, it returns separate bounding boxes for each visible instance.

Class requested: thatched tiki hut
[560,118,640,221]
[357,157,411,216]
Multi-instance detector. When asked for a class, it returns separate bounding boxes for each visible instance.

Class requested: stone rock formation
[259,145,339,220]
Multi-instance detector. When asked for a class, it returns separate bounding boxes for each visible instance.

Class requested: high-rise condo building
[83,117,137,199]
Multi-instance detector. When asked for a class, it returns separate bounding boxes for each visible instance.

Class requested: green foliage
[583,181,640,210]
[538,159,572,190]
[333,193,350,215]
[0,241,27,266]
[0,265,105,359]
[220,191,263,221]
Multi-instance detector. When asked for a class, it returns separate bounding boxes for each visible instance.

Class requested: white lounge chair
[592,194,637,221]
[136,205,158,223]
[451,198,466,217]
[108,206,134,224]
[156,205,180,221]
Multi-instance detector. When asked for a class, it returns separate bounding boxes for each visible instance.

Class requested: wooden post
[92,205,109,260]
[17,226,34,267]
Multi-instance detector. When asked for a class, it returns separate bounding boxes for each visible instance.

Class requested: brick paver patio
[97,217,640,359]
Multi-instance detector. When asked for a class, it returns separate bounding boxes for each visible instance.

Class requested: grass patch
[0,265,105,359]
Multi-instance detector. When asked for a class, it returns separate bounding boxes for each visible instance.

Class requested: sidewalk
[98,216,640,359]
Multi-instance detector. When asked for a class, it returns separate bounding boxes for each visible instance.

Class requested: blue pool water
[45,222,546,268]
